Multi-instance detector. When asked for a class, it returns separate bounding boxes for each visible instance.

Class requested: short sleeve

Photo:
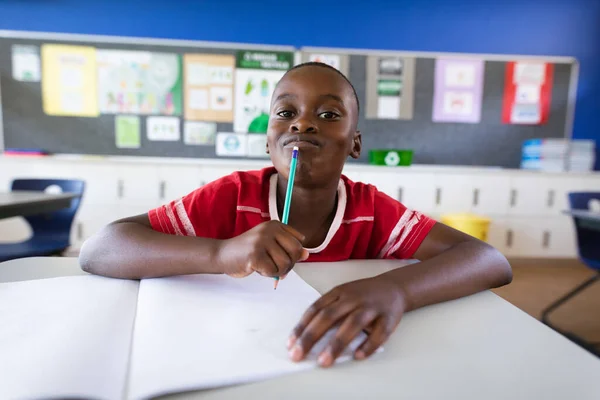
[372,190,436,259]
[148,178,238,239]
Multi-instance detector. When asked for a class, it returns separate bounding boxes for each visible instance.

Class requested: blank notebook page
[127,271,371,400]
[0,275,140,400]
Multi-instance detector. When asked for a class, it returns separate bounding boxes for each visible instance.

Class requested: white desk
[0,191,79,219]
[2,257,600,400]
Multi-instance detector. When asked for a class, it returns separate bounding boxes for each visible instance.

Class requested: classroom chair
[541,192,600,356]
[0,179,85,262]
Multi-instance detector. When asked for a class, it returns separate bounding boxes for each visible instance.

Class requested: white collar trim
[268,173,346,254]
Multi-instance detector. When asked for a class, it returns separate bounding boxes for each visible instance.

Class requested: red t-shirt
[148,167,436,261]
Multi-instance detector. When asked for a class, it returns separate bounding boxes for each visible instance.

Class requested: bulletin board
[0,30,295,160]
[300,47,578,168]
[0,31,579,168]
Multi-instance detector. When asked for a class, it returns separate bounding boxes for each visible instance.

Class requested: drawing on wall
[146,116,181,141]
[12,45,41,82]
[184,54,235,122]
[97,50,182,115]
[432,58,484,123]
[366,56,415,120]
[183,121,217,145]
[502,61,553,125]
[216,132,248,156]
[234,51,293,134]
[41,44,98,117]
[115,115,141,149]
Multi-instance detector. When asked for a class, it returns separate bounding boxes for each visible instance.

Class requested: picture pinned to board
[11,45,41,82]
[115,115,141,149]
[234,51,294,134]
[147,116,181,141]
[216,132,248,157]
[41,44,99,117]
[365,56,415,120]
[502,61,553,125]
[184,121,217,145]
[184,54,234,122]
[96,50,182,116]
[300,51,350,76]
[247,134,269,158]
[432,58,484,123]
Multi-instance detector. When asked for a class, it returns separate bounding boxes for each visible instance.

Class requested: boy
[80,62,512,368]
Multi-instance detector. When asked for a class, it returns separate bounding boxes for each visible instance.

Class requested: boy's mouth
[282,135,321,148]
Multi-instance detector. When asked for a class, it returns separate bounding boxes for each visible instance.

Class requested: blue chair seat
[0,179,85,263]
[0,235,70,262]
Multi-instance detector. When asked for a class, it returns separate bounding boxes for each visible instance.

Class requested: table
[0,191,80,219]
[2,257,600,400]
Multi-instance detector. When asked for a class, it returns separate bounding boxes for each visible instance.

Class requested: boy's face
[266,66,361,186]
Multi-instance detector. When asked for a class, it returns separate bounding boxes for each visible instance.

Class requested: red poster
[502,61,553,124]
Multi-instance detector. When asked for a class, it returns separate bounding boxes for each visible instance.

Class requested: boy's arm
[382,222,512,311]
[78,214,224,279]
[288,222,512,367]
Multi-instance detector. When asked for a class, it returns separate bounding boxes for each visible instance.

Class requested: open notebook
[0,271,377,400]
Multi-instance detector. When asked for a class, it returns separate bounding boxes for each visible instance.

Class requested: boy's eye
[277,110,295,118]
[319,111,339,120]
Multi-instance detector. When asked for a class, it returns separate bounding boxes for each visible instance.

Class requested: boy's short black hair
[285,62,360,113]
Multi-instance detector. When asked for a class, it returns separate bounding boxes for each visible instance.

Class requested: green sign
[236,51,293,71]
[377,79,402,96]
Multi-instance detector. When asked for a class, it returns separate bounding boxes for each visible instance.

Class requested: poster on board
[234,50,293,133]
[41,44,98,117]
[365,56,415,120]
[502,61,553,125]
[12,45,41,82]
[97,50,182,115]
[184,54,235,122]
[115,115,141,149]
[432,58,484,123]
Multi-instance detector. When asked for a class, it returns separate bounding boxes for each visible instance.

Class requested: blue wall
[1,0,599,168]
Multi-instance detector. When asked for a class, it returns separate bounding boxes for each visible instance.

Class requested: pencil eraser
[293,146,299,151]
[292,146,299,157]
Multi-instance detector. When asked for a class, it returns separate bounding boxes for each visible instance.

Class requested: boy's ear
[349,131,362,159]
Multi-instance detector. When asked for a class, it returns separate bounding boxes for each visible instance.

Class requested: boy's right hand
[216,221,309,278]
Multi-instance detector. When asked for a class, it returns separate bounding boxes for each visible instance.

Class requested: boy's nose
[290,117,317,133]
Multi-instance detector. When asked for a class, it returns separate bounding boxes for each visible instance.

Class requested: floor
[493,258,600,354]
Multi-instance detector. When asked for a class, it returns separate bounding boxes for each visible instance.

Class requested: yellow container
[441,213,491,242]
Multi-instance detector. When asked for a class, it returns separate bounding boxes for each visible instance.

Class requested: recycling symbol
[384,152,400,166]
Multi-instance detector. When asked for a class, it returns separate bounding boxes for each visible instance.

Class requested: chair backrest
[11,179,85,243]
[568,192,600,269]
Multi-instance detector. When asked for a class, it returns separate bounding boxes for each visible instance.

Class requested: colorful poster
[147,117,181,141]
[234,51,293,133]
[12,45,40,82]
[502,62,553,125]
[308,54,341,70]
[41,44,98,117]
[97,50,182,115]
[184,54,235,122]
[115,116,141,149]
[247,134,269,158]
[365,56,415,120]
[184,121,217,145]
[216,132,248,156]
[432,59,484,123]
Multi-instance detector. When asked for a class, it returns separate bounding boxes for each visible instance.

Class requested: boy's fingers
[279,223,306,243]
[275,230,306,265]
[300,248,309,261]
[249,249,279,277]
[354,316,395,360]
[288,292,339,348]
[320,309,378,367]
[266,241,292,277]
[289,301,358,362]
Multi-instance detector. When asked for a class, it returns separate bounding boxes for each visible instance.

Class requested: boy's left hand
[287,276,406,367]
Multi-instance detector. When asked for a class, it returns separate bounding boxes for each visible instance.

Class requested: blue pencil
[274,146,299,290]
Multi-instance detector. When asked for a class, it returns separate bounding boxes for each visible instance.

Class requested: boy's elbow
[482,242,513,287]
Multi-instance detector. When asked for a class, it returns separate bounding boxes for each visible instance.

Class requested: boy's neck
[276,174,339,241]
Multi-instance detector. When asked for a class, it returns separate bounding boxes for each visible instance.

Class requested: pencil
[274,146,299,290]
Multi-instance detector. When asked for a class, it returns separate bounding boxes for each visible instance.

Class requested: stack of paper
[520,139,596,172]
